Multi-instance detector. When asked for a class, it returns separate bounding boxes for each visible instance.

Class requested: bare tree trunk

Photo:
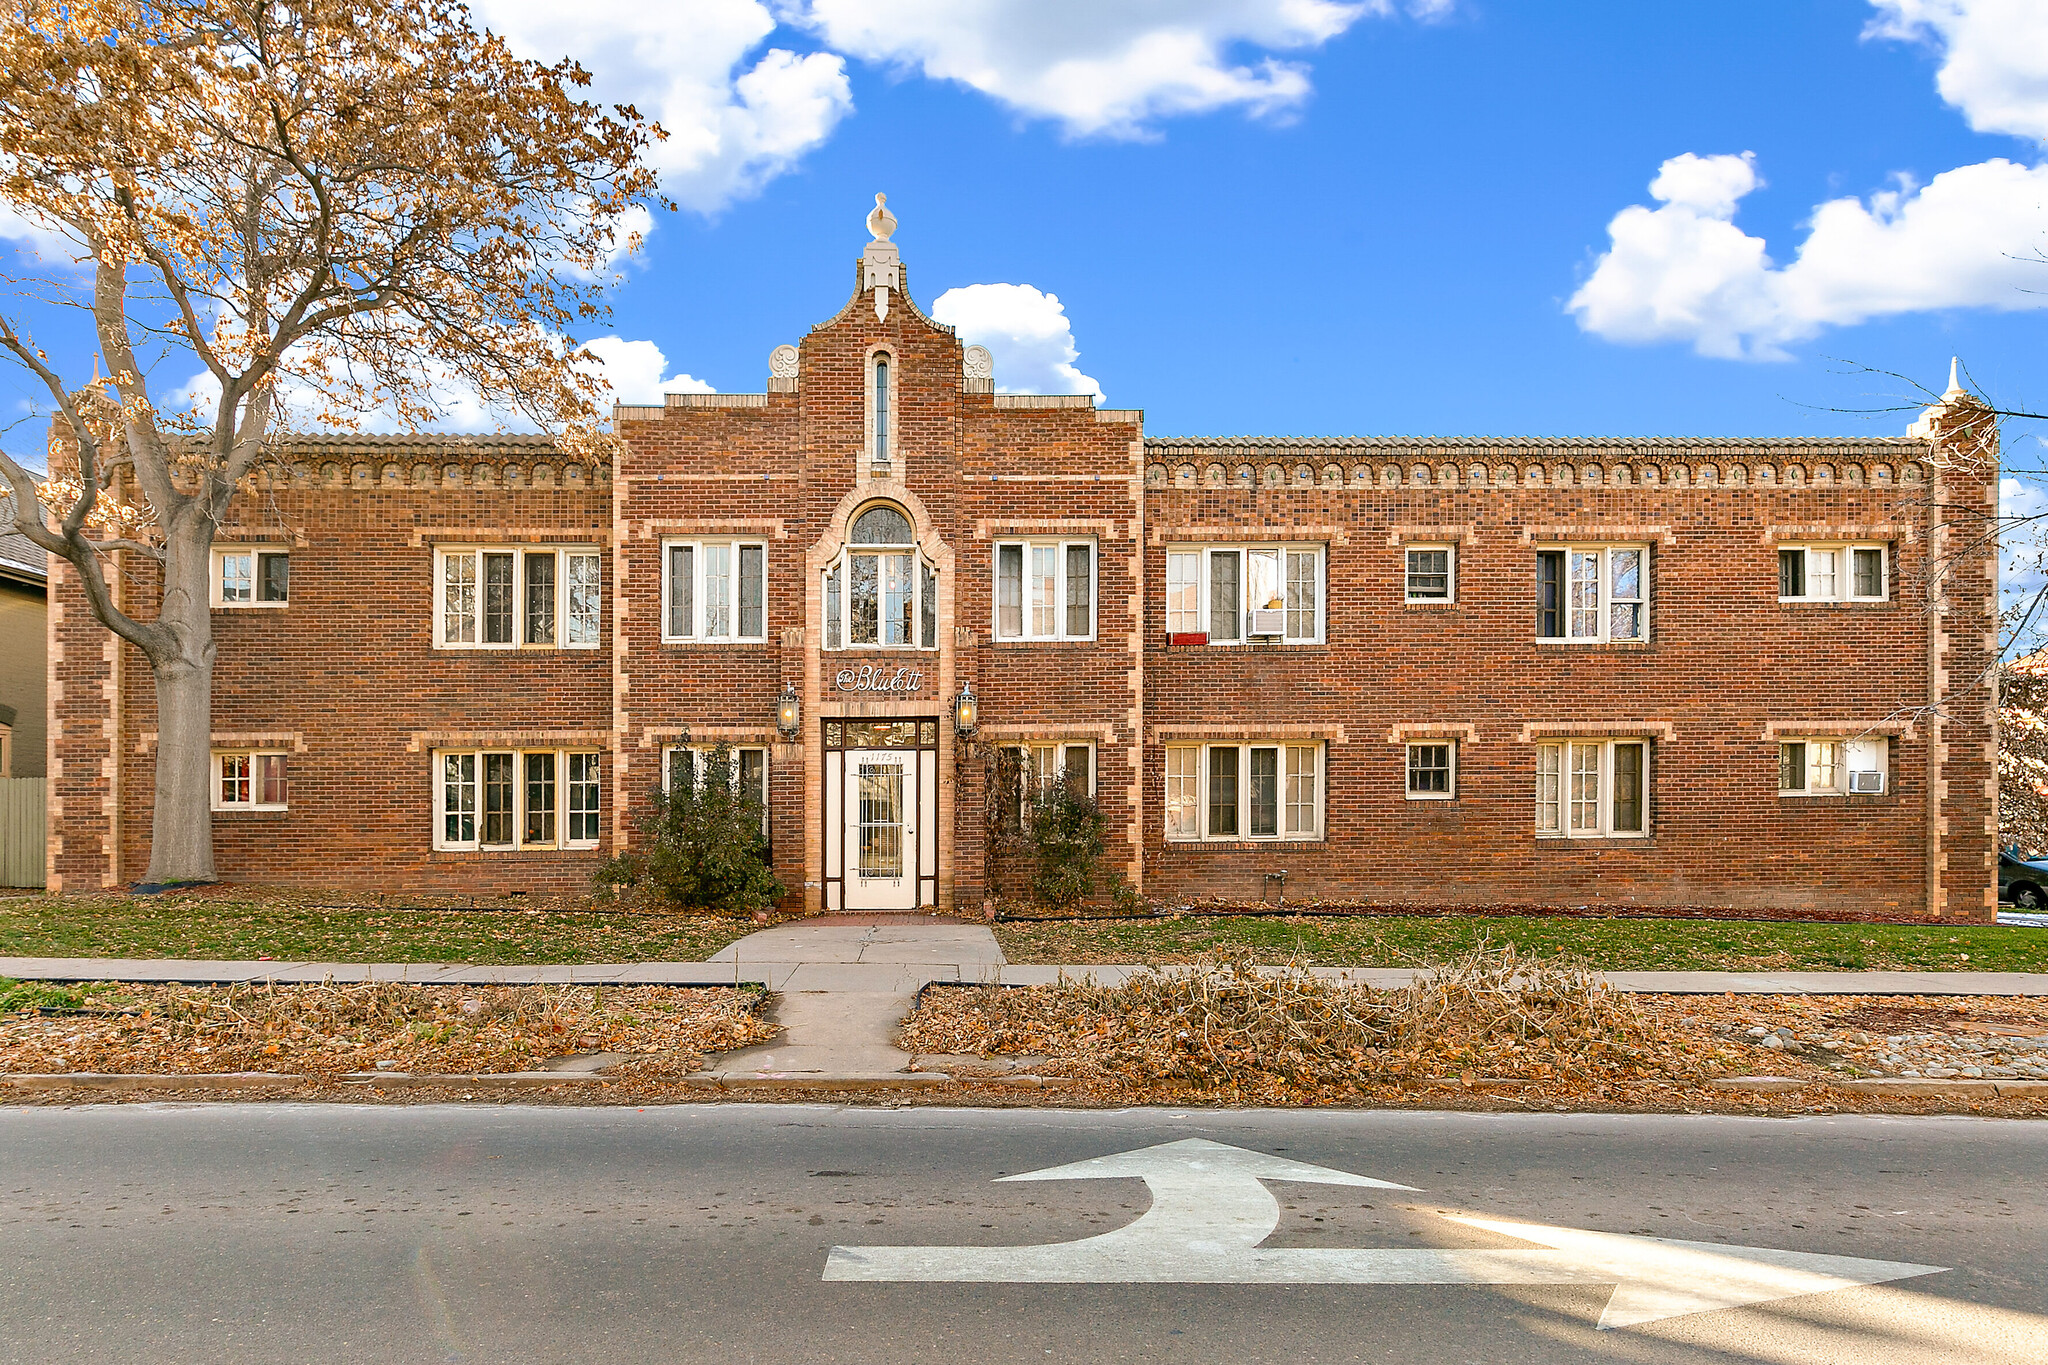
[142,521,217,884]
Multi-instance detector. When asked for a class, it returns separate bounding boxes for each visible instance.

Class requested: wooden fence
[0,777,45,887]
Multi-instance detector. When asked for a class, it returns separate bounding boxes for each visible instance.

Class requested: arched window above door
[826,501,936,650]
[851,504,912,545]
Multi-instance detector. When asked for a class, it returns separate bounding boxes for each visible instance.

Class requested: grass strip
[993,913,2048,971]
[0,894,761,965]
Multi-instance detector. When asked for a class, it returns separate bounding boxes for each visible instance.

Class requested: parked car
[1999,847,2048,908]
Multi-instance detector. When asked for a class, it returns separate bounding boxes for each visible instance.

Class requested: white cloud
[0,203,81,266]
[931,283,1103,399]
[1572,3,2048,360]
[1569,151,2048,360]
[1866,0,2048,141]
[574,336,715,404]
[786,0,1436,139]
[471,0,853,213]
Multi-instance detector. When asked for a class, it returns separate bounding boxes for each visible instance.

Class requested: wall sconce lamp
[953,680,979,738]
[776,682,801,740]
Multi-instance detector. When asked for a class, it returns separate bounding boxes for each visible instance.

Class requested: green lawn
[993,913,2048,972]
[0,893,764,965]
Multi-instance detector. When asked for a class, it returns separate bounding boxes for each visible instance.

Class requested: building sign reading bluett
[834,664,928,694]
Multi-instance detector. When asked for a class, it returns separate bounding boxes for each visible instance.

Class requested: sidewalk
[4,955,2046,996]
[8,920,2048,1094]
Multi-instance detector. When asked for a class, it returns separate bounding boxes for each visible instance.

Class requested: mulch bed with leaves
[897,948,2048,1118]
[0,981,778,1102]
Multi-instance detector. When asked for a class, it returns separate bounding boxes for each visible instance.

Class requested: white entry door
[844,750,918,910]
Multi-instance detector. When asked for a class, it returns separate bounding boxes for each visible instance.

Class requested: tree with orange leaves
[0,0,663,882]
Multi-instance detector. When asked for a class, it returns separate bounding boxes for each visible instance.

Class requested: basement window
[435,748,601,850]
[214,751,288,811]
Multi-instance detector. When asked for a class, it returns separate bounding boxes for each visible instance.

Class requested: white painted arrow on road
[821,1139,1946,1329]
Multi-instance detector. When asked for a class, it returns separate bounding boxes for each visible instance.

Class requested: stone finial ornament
[867,192,897,242]
[770,344,800,378]
[963,345,993,381]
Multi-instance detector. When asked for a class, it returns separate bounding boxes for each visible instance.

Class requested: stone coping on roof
[1144,435,1928,450]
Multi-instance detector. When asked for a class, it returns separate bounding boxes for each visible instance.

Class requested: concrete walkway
[6,954,2046,997]
[689,918,1009,1088]
[8,919,2048,1090]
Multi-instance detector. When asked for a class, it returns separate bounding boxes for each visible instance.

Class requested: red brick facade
[45,227,2000,920]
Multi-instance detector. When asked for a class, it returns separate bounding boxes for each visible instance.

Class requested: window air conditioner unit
[1848,770,1885,794]
[1248,608,1286,636]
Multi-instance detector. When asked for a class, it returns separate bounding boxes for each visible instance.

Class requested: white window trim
[1536,544,1649,644]
[433,546,603,651]
[211,547,290,608]
[1163,543,1326,645]
[1163,741,1324,842]
[432,747,602,851]
[212,750,289,812]
[661,538,771,644]
[1404,544,1456,604]
[822,541,938,652]
[1535,738,1649,838]
[1777,543,1890,603]
[991,540,1098,642]
[1405,740,1456,800]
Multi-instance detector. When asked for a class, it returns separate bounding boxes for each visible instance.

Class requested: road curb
[684,1070,954,1090]
[341,1071,610,1088]
[1710,1074,2048,1097]
[1,1072,304,1091]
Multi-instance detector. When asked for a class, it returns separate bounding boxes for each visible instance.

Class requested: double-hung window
[993,540,1095,641]
[435,748,601,850]
[1405,547,1454,603]
[664,744,770,837]
[1535,740,1647,837]
[437,547,601,649]
[664,540,768,642]
[1779,737,1887,795]
[213,751,288,810]
[1164,742,1322,841]
[1406,742,1455,799]
[825,504,936,650]
[1536,546,1647,642]
[214,549,289,606]
[1777,544,1887,602]
[1164,544,1323,643]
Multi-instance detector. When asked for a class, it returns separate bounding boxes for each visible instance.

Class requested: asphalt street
[1,1102,2043,1364]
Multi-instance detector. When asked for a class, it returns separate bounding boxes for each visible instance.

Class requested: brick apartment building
[46,200,2001,920]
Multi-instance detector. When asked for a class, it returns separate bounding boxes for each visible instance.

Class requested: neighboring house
[42,202,2002,920]
[0,501,47,778]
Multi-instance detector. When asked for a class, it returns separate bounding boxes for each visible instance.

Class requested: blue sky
[4,0,2045,455]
